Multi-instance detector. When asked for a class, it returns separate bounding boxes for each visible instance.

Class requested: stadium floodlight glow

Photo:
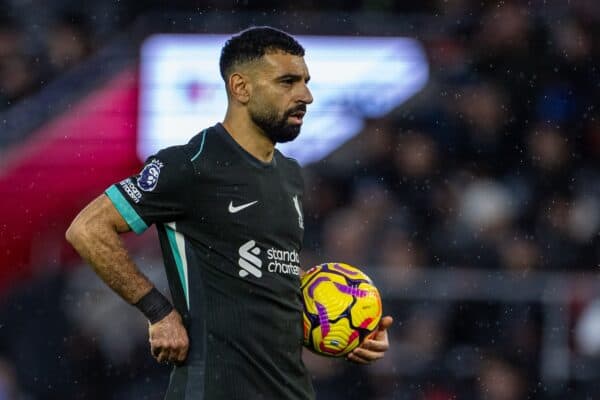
[138,34,429,165]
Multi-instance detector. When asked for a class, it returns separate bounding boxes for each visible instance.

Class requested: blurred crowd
[0,10,94,111]
[300,2,599,399]
[1,0,599,399]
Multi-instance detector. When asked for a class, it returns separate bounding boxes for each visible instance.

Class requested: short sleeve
[104,146,193,234]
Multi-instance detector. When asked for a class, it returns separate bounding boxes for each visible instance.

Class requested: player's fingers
[347,352,370,365]
[151,342,162,359]
[372,316,393,341]
[156,348,170,364]
[157,342,175,364]
[169,343,186,364]
[173,338,189,363]
[181,339,190,361]
[360,338,389,352]
[151,339,173,364]
[352,346,385,362]
[168,348,181,364]
[379,316,394,330]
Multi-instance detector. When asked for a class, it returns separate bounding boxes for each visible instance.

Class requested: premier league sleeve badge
[136,159,164,192]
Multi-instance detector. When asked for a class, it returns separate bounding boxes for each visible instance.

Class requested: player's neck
[222,116,275,163]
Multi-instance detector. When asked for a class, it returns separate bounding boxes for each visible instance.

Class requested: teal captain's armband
[105,185,149,234]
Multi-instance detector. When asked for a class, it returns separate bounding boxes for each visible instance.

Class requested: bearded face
[239,52,311,144]
[248,99,306,143]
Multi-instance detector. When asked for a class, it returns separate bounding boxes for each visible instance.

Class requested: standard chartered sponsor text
[266,248,300,276]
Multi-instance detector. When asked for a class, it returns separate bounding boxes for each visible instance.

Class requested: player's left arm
[347,316,393,364]
[295,163,393,364]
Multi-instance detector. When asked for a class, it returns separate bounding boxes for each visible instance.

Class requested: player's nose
[300,84,313,105]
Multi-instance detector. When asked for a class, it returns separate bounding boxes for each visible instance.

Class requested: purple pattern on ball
[316,302,330,337]
[334,282,368,297]
[308,276,330,298]
[333,263,359,275]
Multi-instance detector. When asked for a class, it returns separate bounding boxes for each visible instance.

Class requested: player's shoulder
[150,125,221,168]
[275,149,304,186]
[186,124,233,173]
[151,142,194,163]
[275,149,302,172]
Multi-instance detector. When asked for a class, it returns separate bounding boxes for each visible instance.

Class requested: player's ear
[228,72,251,104]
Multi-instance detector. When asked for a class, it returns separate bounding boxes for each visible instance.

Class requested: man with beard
[66,27,392,399]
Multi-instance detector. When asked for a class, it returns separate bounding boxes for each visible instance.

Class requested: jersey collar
[215,123,277,169]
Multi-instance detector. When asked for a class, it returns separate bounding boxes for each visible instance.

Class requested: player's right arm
[66,194,189,364]
[66,194,152,303]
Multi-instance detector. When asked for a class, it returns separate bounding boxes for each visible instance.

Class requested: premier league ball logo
[136,159,163,192]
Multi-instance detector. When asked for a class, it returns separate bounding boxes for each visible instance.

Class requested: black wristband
[134,288,174,324]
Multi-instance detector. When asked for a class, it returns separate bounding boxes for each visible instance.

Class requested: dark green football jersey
[105,123,315,400]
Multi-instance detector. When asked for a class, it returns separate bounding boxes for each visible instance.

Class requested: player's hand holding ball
[301,262,392,364]
[148,309,190,364]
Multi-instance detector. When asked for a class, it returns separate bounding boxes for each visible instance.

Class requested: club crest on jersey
[292,195,304,229]
[136,159,164,192]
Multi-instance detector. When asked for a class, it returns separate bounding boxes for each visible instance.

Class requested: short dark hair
[219,26,305,82]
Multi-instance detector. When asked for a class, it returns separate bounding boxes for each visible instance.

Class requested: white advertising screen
[138,34,429,165]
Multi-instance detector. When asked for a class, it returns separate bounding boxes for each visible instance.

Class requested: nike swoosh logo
[228,200,258,213]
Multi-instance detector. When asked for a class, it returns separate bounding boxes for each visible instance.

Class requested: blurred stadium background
[0,1,599,399]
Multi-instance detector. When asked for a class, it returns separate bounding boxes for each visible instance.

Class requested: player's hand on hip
[347,315,393,365]
[148,309,189,365]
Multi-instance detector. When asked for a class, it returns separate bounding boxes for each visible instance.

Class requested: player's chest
[191,169,304,245]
